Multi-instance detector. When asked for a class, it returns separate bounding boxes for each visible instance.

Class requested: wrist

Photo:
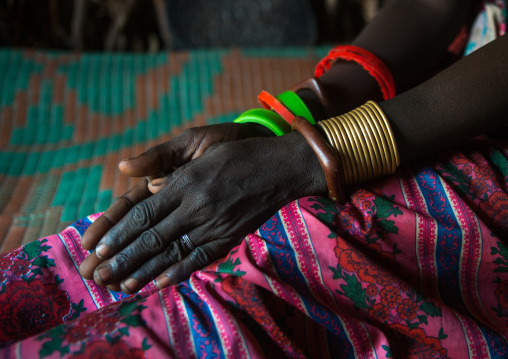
[319,60,383,115]
[296,88,327,122]
[278,130,329,199]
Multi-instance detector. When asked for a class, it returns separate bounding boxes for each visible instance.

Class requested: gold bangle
[328,117,358,184]
[317,101,399,186]
[324,118,353,184]
[367,101,400,166]
[348,110,377,180]
[365,102,396,174]
[360,104,392,175]
[330,119,355,186]
[332,116,362,183]
[340,114,368,182]
[343,113,370,181]
[354,107,383,178]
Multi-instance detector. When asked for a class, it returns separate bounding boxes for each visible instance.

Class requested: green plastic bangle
[276,91,315,125]
[234,108,291,136]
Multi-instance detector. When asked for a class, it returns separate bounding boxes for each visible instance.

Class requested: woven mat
[0,48,328,253]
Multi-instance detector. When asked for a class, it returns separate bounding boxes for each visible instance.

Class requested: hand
[79,131,327,294]
[79,123,270,291]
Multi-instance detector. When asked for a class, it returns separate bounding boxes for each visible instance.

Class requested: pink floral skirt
[0,137,507,358]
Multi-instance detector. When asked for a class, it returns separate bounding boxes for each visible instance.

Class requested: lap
[0,137,508,358]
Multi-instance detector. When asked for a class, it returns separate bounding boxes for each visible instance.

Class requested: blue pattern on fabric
[258,212,354,358]
[179,282,225,359]
[415,167,467,313]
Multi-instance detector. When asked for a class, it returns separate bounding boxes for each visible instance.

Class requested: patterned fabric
[0,137,507,358]
[465,0,507,55]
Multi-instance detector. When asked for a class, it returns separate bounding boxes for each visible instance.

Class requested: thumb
[119,144,175,177]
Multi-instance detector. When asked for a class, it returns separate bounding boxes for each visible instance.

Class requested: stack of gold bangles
[318,101,399,186]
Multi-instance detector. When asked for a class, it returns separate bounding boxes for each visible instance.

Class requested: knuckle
[117,195,135,211]
[152,143,165,153]
[181,127,194,137]
[112,252,129,272]
[198,190,214,207]
[162,240,186,263]
[130,202,153,228]
[139,229,166,253]
[180,127,201,145]
[195,190,219,217]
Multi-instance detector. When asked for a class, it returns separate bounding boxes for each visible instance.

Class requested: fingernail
[95,243,109,259]
[156,275,172,290]
[150,178,164,187]
[94,265,112,284]
[121,278,138,294]
[121,158,132,162]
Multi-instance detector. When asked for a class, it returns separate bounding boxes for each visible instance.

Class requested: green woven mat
[0,47,329,253]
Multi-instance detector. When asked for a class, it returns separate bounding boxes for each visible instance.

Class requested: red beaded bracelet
[258,90,296,124]
[314,45,396,100]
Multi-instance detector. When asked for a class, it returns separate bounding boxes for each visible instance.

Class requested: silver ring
[180,233,195,250]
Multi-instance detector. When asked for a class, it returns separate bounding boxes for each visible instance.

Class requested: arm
[382,33,508,163]
[301,0,477,117]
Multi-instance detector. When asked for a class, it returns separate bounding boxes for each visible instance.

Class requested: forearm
[380,34,508,164]
[303,0,476,117]
[353,0,475,89]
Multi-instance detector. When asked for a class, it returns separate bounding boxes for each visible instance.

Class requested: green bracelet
[234,109,291,136]
[276,91,315,125]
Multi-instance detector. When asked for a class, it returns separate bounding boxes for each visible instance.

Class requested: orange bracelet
[258,90,296,124]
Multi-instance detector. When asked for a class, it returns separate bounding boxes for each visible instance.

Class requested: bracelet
[258,90,296,124]
[290,76,337,117]
[276,91,316,125]
[234,108,291,136]
[315,45,396,101]
[317,101,399,186]
[321,119,354,185]
[291,116,345,204]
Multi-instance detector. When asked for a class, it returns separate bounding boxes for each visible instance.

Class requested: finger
[119,126,224,178]
[119,135,191,178]
[79,251,103,280]
[156,237,235,289]
[79,252,122,291]
[111,221,210,293]
[119,146,172,178]
[106,283,122,292]
[93,183,182,261]
[118,235,193,294]
[81,178,151,251]
[92,207,197,286]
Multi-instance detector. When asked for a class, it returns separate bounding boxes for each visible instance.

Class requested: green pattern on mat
[0,51,44,106]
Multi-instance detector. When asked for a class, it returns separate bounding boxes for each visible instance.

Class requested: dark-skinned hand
[79,124,327,294]
[79,131,326,293]
[79,123,267,291]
